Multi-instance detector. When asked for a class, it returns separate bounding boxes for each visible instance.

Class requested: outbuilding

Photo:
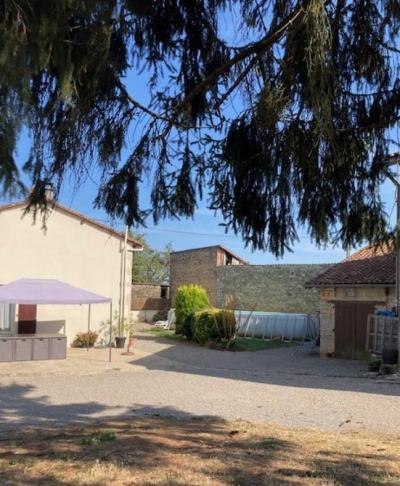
[0,200,142,346]
[306,244,395,359]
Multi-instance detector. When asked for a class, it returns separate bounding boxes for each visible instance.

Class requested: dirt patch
[0,417,399,485]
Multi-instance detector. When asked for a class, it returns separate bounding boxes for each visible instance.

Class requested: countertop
[0,334,66,340]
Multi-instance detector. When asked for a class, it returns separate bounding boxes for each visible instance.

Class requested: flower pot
[382,348,398,365]
[115,336,126,349]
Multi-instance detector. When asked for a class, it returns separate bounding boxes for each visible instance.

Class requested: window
[0,304,14,332]
[160,286,168,298]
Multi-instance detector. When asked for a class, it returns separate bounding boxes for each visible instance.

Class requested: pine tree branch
[178,3,307,113]
[116,80,171,122]
[215,56,259,110]
[161,1,310,137]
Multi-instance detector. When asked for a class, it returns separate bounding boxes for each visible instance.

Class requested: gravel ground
[0,332,399,433]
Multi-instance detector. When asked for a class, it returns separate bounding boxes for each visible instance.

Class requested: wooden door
[335,302,355,359]
[335,302,376,359]
[18,305,37,334]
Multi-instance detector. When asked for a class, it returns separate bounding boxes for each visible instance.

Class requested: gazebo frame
[0,278,115,362]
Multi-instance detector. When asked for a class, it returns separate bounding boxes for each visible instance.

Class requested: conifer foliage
[0,1,399,255]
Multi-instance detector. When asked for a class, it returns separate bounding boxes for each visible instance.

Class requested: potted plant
[123,316,136,349]
[115,314,135,349]
[368,356,382,372]
[101,312,135,349]
[382,348,399,365]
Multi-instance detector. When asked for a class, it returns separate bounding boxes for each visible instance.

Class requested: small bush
[368,356,382,372]
[193,308,236,347]
[72,331,98,348]
[175,285,210,337]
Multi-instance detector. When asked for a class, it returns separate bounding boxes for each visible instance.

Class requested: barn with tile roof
[306,243,396,359]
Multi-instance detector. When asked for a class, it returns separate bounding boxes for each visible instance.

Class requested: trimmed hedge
[175,284,210,337]
[193,308,236,346]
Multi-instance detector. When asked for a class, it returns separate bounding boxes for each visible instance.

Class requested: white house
[0,199,142,345]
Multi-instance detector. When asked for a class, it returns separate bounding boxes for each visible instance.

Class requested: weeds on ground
[0,417,399,485]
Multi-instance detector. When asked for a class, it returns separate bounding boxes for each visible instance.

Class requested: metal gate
[335,302,377,359]
[366,314,399,354]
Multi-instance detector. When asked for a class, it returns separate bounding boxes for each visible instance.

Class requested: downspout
[121,225,129,329]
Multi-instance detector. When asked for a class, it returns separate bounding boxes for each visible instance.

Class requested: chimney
[44,182,55,202]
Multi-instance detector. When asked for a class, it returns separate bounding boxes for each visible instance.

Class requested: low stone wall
[216,264,332,313]
[132,283,168,299]
[131,283,170,311]
[131,297,170,311]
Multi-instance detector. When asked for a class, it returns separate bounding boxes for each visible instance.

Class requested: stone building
[131,283,170,322]
[169,246,247,306]
[170,245,331,313]
[306,244,395,359]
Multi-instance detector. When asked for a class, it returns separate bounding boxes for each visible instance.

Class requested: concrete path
[0,332,399,433]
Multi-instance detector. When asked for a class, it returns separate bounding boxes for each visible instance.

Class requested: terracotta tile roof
[345,242,394,261]
[306,243,396,287]
[0,200,142,248]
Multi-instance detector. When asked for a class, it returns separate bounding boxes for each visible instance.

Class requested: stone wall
[131,284,170,312]
[216,264,332,313]
[131,283,167,299]
[319,293,335,355]
[170,247,218,306]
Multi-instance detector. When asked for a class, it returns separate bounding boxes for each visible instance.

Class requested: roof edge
[306,283,395,289]
[0,200,142,248]
[171,245,248,264]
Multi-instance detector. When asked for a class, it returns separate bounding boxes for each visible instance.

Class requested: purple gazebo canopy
[0,278,111,305]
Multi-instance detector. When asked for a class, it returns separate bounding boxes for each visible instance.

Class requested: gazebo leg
[87,304,91,352]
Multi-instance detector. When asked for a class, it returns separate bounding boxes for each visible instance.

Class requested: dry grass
[0,417,399,485]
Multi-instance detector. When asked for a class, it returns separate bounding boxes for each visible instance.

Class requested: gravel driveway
[0,333,399,433]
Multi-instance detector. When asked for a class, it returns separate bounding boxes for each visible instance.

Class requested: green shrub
[175,284,210,337]
[368,356,382,372]
[72,331,98,348]
[193,308,237,347]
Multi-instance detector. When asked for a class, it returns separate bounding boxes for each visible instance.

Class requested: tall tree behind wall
[132,235,172,284]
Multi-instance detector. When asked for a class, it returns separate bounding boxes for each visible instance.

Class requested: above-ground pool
[235,311,317,341]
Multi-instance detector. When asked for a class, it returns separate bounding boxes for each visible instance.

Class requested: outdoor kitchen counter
[0,334,67,362]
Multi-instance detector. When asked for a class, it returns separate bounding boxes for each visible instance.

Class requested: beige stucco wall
[319,287,395,356]
[0,205,133,345]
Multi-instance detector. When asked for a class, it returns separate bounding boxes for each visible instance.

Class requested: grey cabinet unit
[50,337,67,359]
[15,338,32,361]
[0,338,13,362]
[0,335,67,361]
[33,338,49,360]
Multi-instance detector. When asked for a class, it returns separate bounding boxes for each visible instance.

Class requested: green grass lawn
[143,328,298,351]
[233,337,299,352]
[143,327,187,342]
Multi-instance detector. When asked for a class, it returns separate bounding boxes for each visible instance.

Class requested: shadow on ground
[0,382,113,431]
[0,408,398,486]
[130,333,400,397]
